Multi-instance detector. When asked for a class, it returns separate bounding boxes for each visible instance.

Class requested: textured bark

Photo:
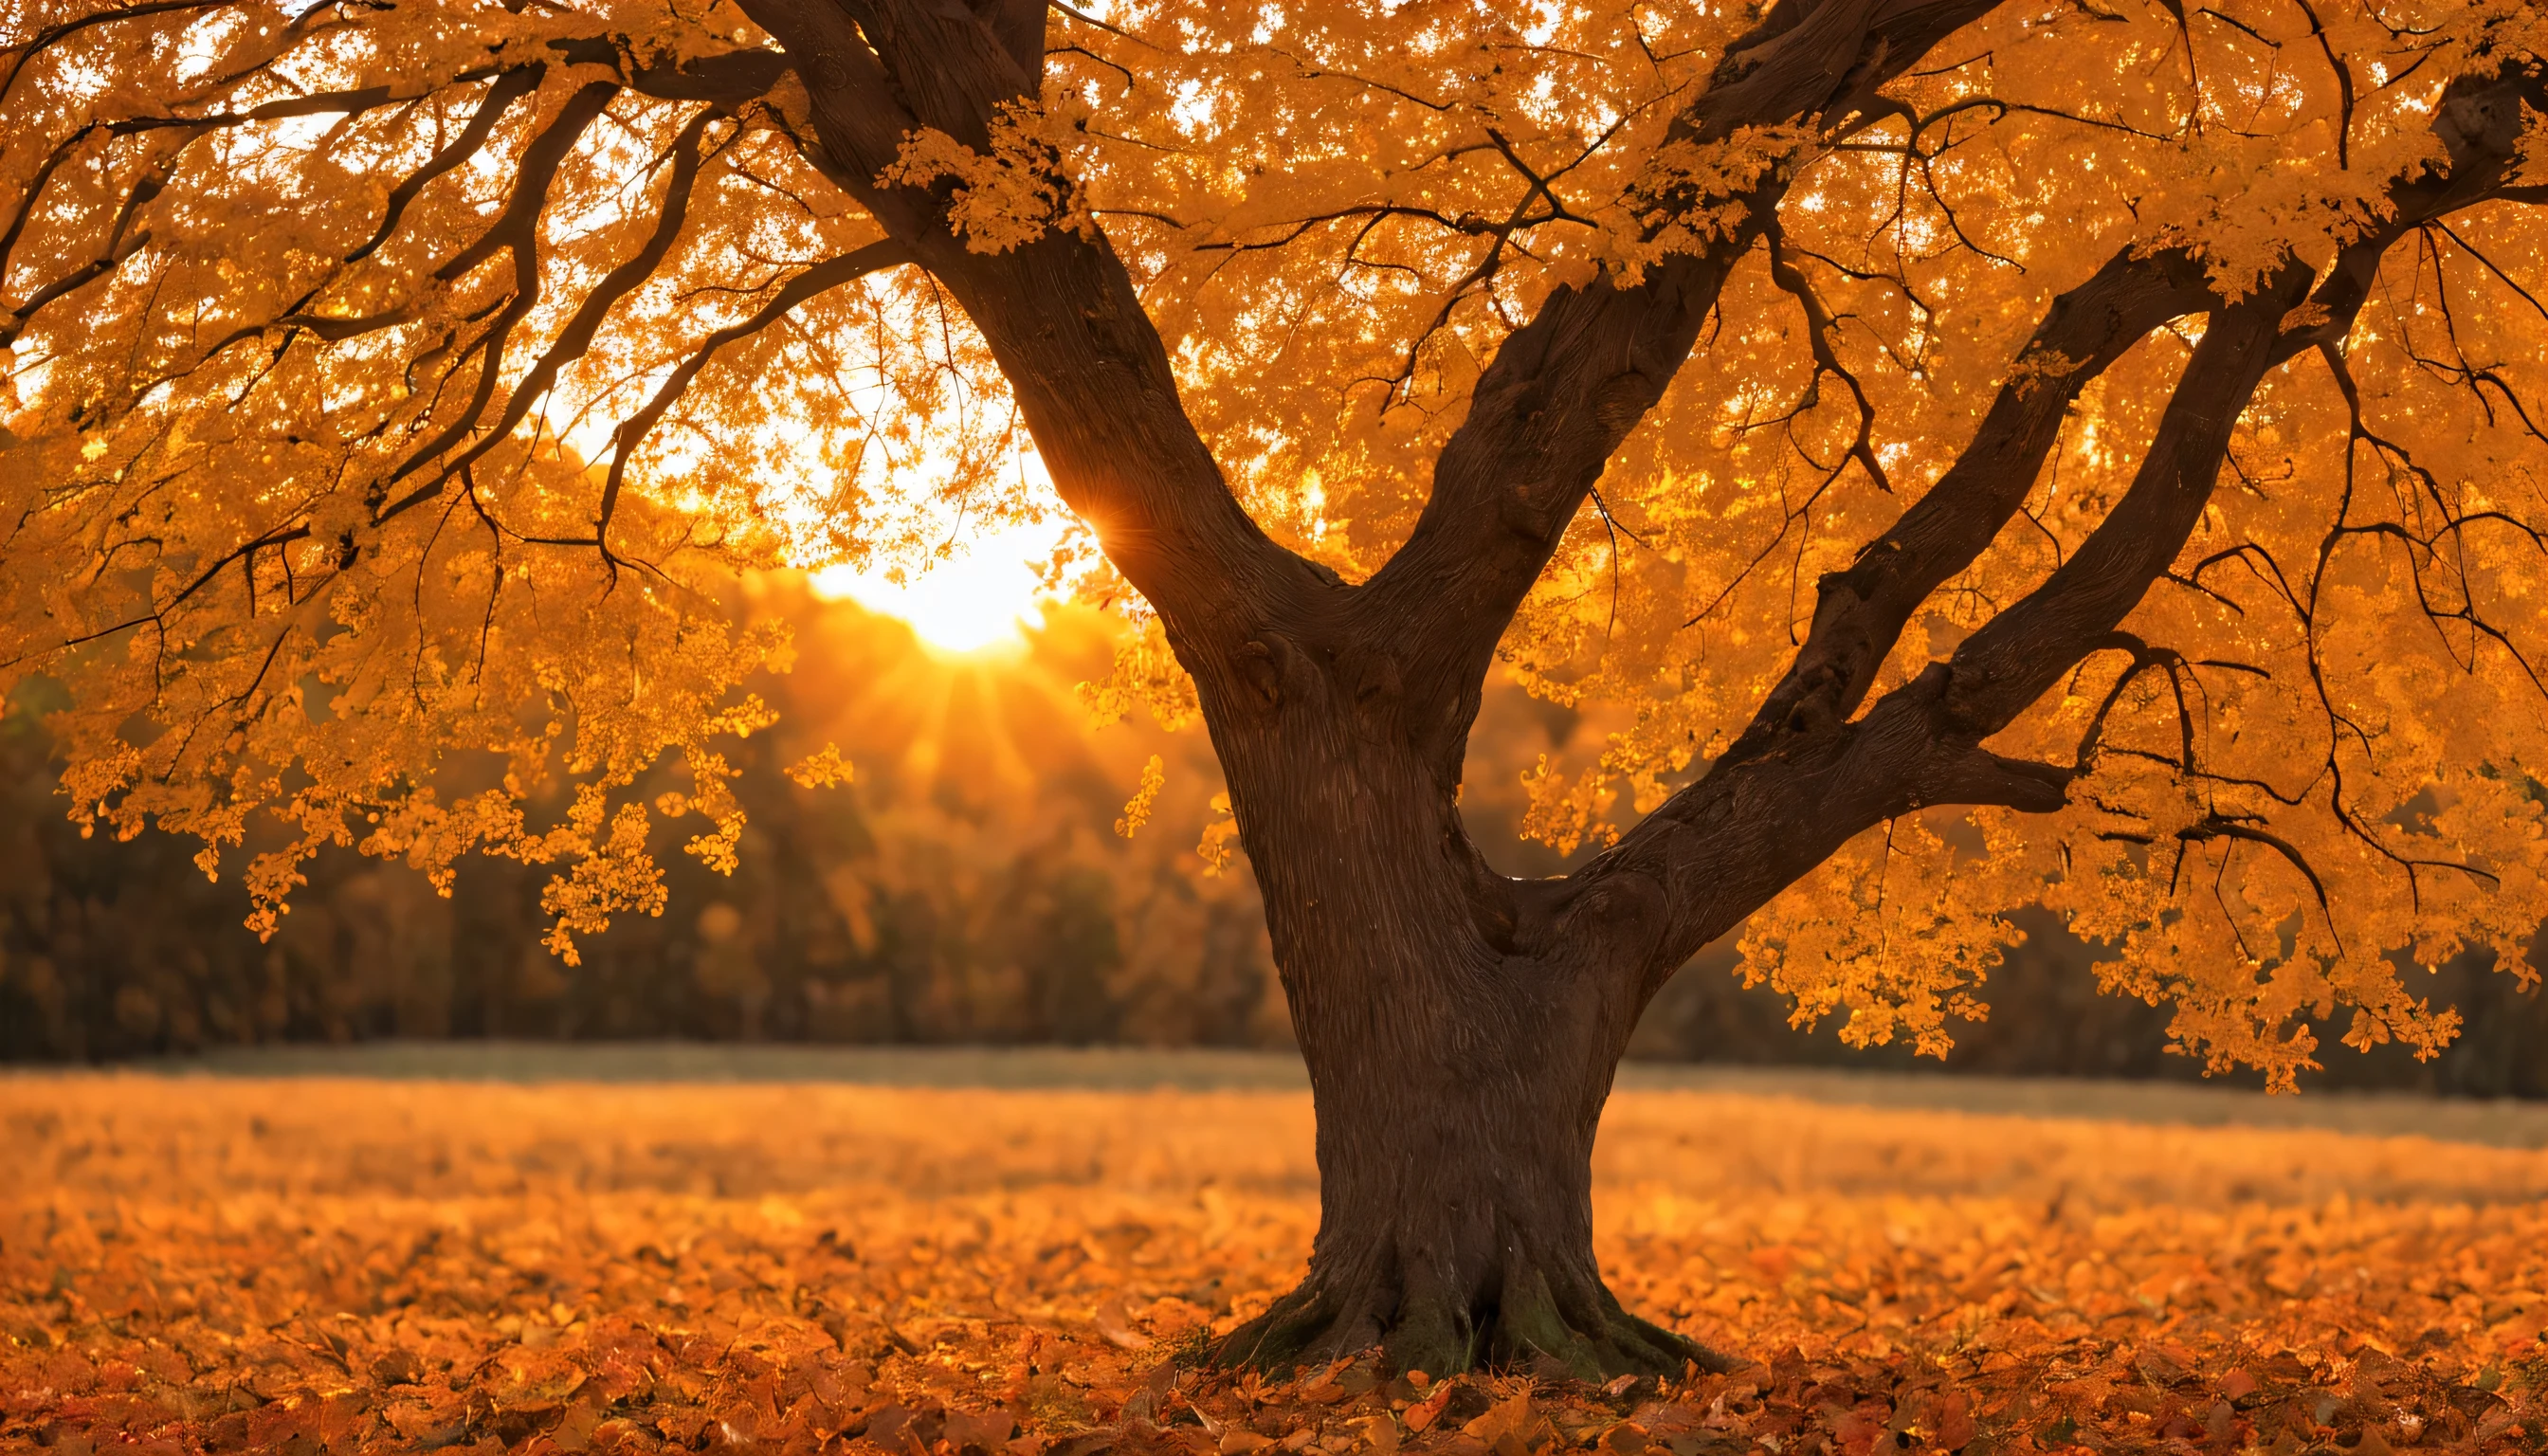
[1194,641,1706,1378]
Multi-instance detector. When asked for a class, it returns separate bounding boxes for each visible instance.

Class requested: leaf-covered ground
[6,1072,2547,1455]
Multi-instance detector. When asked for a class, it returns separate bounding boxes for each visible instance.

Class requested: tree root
[1211,1272,1735,1381]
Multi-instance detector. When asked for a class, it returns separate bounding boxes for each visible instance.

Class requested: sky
[809,513,1072,652]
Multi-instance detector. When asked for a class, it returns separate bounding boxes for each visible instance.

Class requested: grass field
[6,1051,2546,1454]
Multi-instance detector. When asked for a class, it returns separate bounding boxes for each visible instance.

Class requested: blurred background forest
[3,578,2542,1096]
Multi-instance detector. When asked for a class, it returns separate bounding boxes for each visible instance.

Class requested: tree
[5,0,2547,1379]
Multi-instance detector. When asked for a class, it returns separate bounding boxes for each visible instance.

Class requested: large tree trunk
[1200,657,1704,1379]
[1222,978,1702,1377]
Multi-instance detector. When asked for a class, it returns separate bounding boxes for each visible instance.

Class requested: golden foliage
[7,1073,2548,1451]
[1117,755,1166,840]
[879,102,1090,256]
[1198,792,1241,877]
[785,743,854,792]
[2,0,2547,1074]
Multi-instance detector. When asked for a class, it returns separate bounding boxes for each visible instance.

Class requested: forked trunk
[1203,674,1708,1379]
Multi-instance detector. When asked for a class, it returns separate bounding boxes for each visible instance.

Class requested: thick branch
[1938,264,2313,734]
[1552,250,2314,997]
[378,82,620,494]
[1722,63,2548,770]
[729,0,922,200]
[1538,62,2548,1005]
[1934,59,2548,733]
[1720,246,2215,759]
[966,0,1048,85]
[1538,662,2072,1006]
[348,67,545,264]
[1551,269,2304,976]
[545,37,792,102]
[394,105,719,520]
[1360,0,2005,749]
[738,0,1307,646]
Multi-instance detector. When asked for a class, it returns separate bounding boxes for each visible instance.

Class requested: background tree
[5,0,2548,1380]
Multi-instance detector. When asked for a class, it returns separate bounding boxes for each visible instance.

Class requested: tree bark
[1193,645,1703,1378]
[1227,997,1697,1378]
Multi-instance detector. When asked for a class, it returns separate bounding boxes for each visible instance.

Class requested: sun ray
[811,514,1071,653]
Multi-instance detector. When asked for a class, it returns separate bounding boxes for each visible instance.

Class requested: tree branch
[375,82,621,498]
[1717,247,2216,765]
[1358,0,2007,751]
[595,238,913,545]
[0,0,234,112]
[738,0,1310,651]
[1530,251,2376,984]
[1917,49,2548,735]
[968,0,1049,86]
[1553,255,2317,998]
[381,104,719,529]
[348,67,546,264]
[544,37,792,102]
[1718,60,2548,776]
[1938,263,2312,735]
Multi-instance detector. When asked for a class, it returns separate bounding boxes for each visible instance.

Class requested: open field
[6,1054,2547,1454]
[130,1043,2548,1149]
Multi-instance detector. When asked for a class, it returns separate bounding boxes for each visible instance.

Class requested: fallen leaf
[1464,1391,1533,1443]
[1405,1386,1454,1433]
[1933,1391,1975,1451]
[1094,1299,1153,1353]
[1349,1415,1401,1454]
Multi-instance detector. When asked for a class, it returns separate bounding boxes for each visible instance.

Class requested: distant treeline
[5,586,2543,1095]
[0,589,1285,1056]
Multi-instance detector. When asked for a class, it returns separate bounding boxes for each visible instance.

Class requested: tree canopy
[4,0,2547,1089]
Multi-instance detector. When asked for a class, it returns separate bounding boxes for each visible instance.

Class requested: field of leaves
[5,1072,2548,1456]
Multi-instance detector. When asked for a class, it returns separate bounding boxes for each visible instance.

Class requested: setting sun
[810,514,1072,652]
